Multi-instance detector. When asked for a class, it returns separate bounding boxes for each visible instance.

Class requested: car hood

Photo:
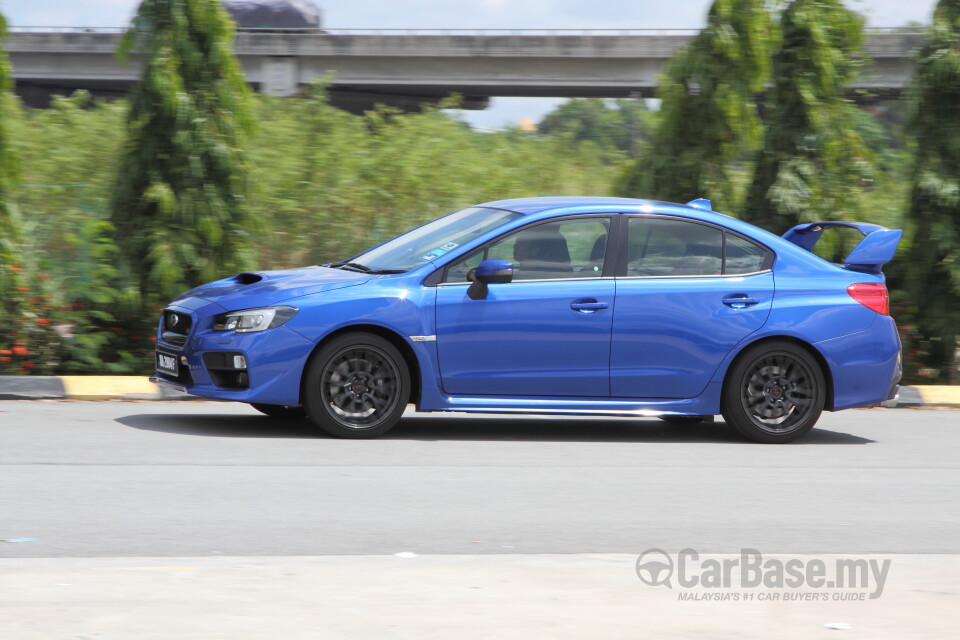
[172,267,371,310]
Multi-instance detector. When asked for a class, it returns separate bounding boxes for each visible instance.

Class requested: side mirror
[467,259,513,300]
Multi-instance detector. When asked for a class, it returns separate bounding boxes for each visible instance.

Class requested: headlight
[213,306,298,333]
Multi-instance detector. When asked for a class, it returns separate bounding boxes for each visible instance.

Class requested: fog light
[233,355,247,369]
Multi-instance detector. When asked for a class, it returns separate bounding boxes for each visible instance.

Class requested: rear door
[610,216,774,398]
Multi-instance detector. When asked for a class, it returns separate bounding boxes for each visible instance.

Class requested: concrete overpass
[6,28,924,112]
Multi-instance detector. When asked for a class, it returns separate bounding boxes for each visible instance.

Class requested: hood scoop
[233,272,264,285]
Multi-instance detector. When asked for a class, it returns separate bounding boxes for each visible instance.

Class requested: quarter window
[725,234,768,275]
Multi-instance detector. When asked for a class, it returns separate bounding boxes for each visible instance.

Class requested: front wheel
[303,333,410,438]
[721,341,825,444]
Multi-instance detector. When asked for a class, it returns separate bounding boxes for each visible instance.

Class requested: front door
[435,216,614,397]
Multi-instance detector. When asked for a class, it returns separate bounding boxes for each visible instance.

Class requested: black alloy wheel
[721,341,825,444]
[303,332,410,438]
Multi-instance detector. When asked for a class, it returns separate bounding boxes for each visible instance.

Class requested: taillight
[847,283,889,315]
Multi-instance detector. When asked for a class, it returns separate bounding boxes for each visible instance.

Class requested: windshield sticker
[419,244,456,262]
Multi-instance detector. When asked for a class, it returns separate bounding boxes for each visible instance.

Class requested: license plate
[156,351,179,376]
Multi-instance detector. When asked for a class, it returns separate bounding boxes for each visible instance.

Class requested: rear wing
[782,222,902,274]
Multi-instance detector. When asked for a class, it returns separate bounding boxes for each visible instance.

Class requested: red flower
[38,273,50,279]
[0,349,10,355]
[22,361,35,369]
[9,265,21,272]
[110,327,124,333]
[12,347,28,356]
[37,319,50,326]
[150,336,157,342]
[16,287,28,292]
[0,357,10,363]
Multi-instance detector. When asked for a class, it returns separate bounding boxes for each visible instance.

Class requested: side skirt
[417,382,722,417]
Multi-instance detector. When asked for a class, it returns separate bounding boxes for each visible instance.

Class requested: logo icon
[635,549,674,588]
[168,313,179,328]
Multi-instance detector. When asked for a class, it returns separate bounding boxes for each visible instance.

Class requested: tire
[302,332,410,438]
[250,403,307,419]
[721,341,825,444]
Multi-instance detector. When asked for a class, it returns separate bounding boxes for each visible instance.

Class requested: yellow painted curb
[913,385,960,407]
[60,376,161,400]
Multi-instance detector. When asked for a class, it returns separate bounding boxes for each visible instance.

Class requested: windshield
[340,207,521,272]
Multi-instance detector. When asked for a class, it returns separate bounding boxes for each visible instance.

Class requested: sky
[1,0,942,127]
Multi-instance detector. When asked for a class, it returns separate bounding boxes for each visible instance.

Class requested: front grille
[162,310,192,345]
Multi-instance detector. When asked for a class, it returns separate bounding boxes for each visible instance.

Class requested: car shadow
[115,412,874,444]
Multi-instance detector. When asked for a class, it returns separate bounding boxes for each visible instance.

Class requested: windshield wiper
[326,261,372,272]
[324,261,406,275]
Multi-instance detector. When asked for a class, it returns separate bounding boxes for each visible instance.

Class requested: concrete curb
[0,377,959,407]
[0,376,195,401]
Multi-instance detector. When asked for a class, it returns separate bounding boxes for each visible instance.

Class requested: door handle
[571,299,609,312]
[722,294,760,309]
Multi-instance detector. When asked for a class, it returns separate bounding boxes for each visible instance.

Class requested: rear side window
[625,217,770,277]
[626,218,723,276]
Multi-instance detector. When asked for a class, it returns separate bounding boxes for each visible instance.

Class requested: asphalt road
[1,401,958,557]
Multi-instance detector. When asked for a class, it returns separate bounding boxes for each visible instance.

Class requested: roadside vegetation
[0,0,957,383]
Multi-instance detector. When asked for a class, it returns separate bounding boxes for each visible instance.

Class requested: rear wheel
[250,403,306,419]
[721,341,825,444]
[303,332,410,438]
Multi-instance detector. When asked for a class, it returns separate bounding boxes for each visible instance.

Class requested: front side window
[445,217,610,283]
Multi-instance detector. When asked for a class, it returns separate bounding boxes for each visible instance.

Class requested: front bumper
[153,307,315,405]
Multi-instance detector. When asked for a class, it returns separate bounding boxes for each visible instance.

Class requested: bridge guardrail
[8,26,925,37]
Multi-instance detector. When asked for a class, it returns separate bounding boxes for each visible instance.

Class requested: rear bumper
[815,315,902,411]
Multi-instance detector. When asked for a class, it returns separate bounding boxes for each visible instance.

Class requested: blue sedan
[152,197,902,443]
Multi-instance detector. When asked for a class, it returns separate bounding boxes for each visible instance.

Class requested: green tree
[0,8,15,243]
[1,7,24,330]
[616,0,772,208]
[902,0,960,383]
[538,98,651,158]
[742,0,871,232]
[111,0,255,304]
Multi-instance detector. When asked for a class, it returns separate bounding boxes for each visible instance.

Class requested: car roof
[478,196,677,215]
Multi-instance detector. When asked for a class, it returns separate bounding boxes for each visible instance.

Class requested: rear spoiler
[782,222,902,274]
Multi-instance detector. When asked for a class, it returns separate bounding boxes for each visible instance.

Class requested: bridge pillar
[261,57,300,97]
